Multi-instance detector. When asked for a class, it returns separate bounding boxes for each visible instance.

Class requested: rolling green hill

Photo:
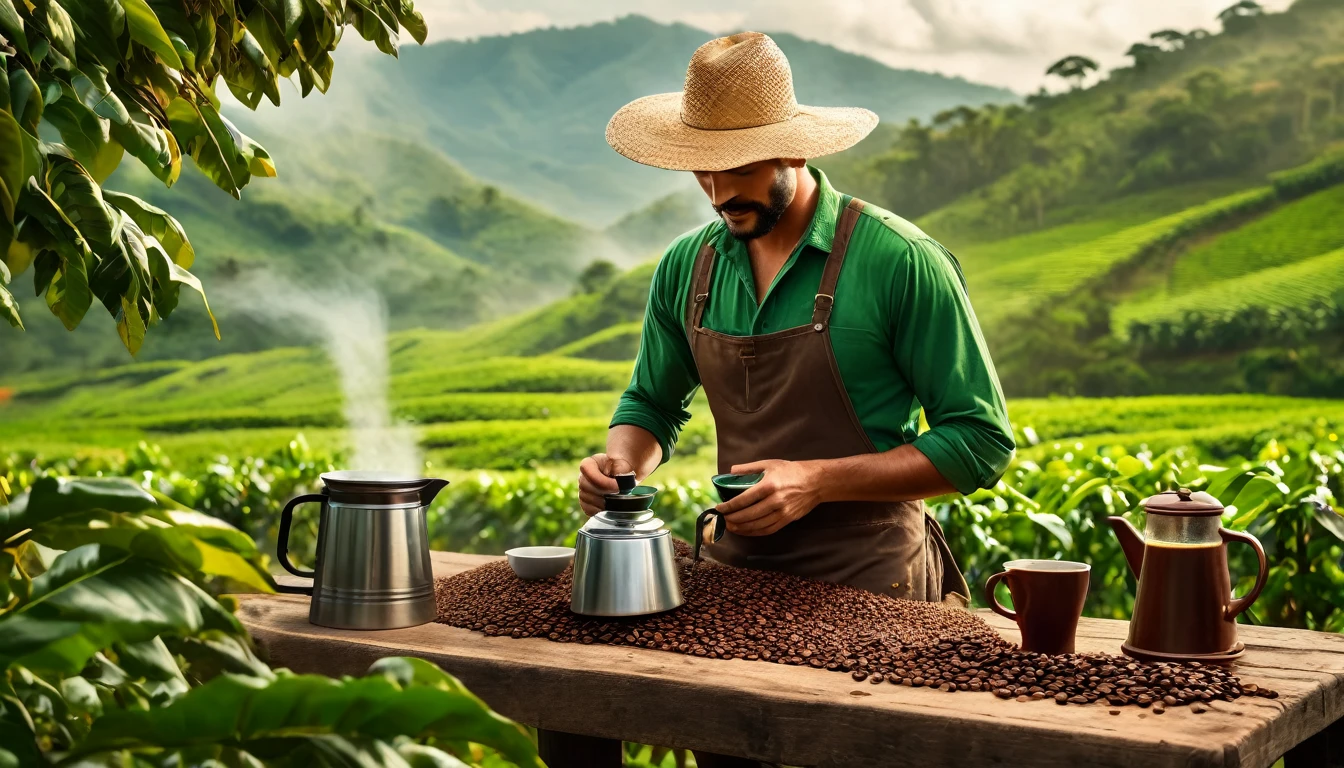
[1,126,606,374]
[234,15,1017,226]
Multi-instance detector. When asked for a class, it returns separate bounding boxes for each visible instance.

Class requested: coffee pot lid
[319,471,448,505]
[582,510,668,538]
[1141,488,1224,516]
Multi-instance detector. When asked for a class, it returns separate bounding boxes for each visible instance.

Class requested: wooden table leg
[1285,715,1344,768]
[536,729,624,768]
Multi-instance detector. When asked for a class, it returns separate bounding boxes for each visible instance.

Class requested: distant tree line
[846,0,1343,235]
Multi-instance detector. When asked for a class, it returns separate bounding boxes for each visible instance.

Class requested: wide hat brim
[606,92,879,172]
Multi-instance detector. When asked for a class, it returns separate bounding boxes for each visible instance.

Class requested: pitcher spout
[1107,516,1145,576]
[419,478,450,506]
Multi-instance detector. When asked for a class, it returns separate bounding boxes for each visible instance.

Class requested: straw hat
[606,32,879,171]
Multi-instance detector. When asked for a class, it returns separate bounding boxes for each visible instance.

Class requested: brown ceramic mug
[984,560,1090,655]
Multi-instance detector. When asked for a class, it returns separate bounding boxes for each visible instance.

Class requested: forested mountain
[232,15,1017,226]
[2,129,601,373]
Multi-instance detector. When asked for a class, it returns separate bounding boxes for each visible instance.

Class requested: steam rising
[221,275,421,477]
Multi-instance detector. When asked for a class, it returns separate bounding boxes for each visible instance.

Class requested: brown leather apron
[687,197,969,604]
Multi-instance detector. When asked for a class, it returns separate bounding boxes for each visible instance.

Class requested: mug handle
[694,509,725,563]
[1221,528,1269,621]
[984,571,1017,621]
[276,493,325,595]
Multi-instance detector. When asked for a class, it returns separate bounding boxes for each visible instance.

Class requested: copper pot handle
[984,571,1017,621]
[1220,527,1269,621]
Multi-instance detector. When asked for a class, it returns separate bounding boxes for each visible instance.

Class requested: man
[570,31,1015,767]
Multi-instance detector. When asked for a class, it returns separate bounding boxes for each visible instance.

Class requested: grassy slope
[1114,247,1344,328]
[963,187,1272,328]
[1168,184,1344,292]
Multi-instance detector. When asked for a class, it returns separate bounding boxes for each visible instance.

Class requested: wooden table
[238,552,1344,768]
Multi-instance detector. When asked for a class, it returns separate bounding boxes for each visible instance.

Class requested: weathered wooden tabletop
[237,552,1344,768]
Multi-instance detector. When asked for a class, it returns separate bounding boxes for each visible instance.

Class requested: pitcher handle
[276,493,324,595]
[984,571,1017,621]
[1220,528,1268,621]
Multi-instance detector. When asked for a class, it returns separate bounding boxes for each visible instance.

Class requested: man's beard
[713,168,793,241]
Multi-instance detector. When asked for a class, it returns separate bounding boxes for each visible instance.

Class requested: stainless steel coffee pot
[276,471,448,630]
[570,478,683,616]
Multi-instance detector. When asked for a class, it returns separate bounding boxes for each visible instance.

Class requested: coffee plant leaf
[1025,510,1073,549]
[1314,502,1344,542]
[0,544,242,673]
[0,476,156,539]
[118,0,182,68]
[73,662,543,767]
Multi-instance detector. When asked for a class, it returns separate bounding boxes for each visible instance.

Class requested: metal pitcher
[276,470,449,630]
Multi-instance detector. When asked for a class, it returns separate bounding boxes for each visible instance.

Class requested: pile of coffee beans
[435,544,1276,710]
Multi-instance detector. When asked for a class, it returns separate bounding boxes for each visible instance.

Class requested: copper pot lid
[1140,488,1224,516]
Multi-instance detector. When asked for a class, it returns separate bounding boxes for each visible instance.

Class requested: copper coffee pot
[1107,489,1269,662]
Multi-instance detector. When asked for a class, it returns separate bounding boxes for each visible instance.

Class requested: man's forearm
[808,444,957,504]
[607,424,664,481]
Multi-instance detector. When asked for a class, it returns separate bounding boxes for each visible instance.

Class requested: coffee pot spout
[419,478,450,506]
[1107,516,1145,576]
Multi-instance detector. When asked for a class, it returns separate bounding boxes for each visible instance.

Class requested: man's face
[693,160,796,241]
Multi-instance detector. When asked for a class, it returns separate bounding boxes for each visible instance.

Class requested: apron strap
[812,197,866,328]
[687,241,717,333]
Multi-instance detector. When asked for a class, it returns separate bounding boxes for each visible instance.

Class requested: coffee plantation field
[1167,184,1344,294]
[965,187,1274,327]
[1115,247,1344,331]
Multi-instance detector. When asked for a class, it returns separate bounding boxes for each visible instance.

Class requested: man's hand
[578,454,635,516]
[715,459,825,536]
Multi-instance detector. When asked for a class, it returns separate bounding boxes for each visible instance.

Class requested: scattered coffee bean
[1109,709,1120,716]
[435,542,1276,710]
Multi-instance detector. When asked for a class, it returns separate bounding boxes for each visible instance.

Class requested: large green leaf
[0,109,22,221]
[75,660,544,767]
[18,179,95,330]
[0,281,19,329]
[144,240,218,337]
[166,631,274,683]
[109,109,179,186]
[0,476,157,539]
[393,0,427,45]
[0,0,28,53]
[42,83,112,170]
[42,0,77,61]
[224,115,275,178]
[72,64,131,125]
[59,0,126,67]
[116,636,191,702]
[7,69,42,135]
[118,0,183,68]
[0,544,242,673]
[1025,509,1073,549]
[166,97,241,198]
[103,190,193,267]
[1315,502,1344,542]
[38,511,272,592]
[48,156,117,254]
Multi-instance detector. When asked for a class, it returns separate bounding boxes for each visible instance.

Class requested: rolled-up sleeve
[610,252,701,463]
[895,238,1015,493]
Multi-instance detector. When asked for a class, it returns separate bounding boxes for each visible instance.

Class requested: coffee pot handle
[276,493,325,595]
[983,571,1017,621]
[1220,528,1269,621]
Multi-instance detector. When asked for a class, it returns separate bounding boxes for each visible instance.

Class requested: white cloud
[413,0,1295,91]
[416,0,551,41]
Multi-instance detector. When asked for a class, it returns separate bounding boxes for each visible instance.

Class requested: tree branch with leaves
[0,0,427,354]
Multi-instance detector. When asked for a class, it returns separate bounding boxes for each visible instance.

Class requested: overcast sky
[414,0,1294,92]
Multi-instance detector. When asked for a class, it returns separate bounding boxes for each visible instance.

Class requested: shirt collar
[714,165,842,258]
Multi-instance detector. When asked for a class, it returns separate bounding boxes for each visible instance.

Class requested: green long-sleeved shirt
[612,167,1015,494]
